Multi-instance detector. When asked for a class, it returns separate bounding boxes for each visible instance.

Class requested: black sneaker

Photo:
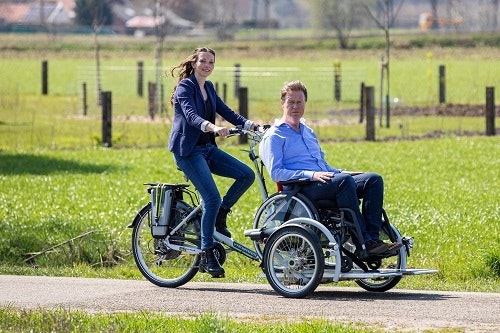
[366,240,389,255]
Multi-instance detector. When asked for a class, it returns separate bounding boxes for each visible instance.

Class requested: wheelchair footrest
[244,227,277,241]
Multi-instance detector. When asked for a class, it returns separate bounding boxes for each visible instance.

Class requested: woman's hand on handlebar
[213,125,230,138]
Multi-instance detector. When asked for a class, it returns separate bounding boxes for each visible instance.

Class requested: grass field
[0,137,498,292]
[0,32,499,332]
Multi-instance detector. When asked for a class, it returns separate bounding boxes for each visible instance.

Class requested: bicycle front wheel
[131,201,201,288]
[263,225,324,298]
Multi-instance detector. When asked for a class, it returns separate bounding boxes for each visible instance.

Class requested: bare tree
[330,0,356,49]
[252,0,259,21]
[430,0,439,29]
[358,0,405,128]
[151,0,175,118]
[493,0,499,30]
[75,0,114,105]
[309,0,359,49]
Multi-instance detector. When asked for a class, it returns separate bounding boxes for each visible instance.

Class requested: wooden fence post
[148,82,156,119]
[137,61,144,97]
[334,60,341,102]
[234,63,241,98]
[365,86,375,141]
[82,82,88,116]
[359,82,365,123]
[439,65,446,104]
[101,91,112,147]
[486,87,495,136]
[238,87,248,145]
[42,60,48,95]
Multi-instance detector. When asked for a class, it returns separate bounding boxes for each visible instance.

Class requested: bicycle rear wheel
[354,222,404,292]
[131,201,201,288]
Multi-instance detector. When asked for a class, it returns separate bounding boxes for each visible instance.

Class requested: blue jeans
[300,172,384,244]
[173,144,255,250]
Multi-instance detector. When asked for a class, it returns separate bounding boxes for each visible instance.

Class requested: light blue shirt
[259,118,340,182]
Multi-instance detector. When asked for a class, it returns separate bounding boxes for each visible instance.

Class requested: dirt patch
[390,104,499,117]
[334,103,499,118]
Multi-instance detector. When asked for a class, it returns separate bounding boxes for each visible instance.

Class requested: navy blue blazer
[168,74,249,157]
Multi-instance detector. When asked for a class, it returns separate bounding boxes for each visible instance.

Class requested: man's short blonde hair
[281,80,308,102]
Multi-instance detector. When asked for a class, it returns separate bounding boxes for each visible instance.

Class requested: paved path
[0,275,499,332]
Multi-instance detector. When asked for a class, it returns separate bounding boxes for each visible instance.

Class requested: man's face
[282,90,306,122]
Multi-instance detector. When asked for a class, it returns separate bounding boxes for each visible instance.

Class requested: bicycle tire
[354,222,404,292]
[131,201,200,288]
[263,225,325,298]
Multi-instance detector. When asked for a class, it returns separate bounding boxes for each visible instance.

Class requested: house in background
[123,10,195,37]
[111,1,195,36]
[0,0,74,32]
[0,0,195,36]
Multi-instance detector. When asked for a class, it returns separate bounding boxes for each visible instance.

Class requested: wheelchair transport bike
[129,126,437,298]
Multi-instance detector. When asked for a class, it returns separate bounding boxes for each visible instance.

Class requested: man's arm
[259,133,314,182]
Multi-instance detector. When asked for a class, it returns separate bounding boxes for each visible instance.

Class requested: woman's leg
[208,147,255,209]
[174,147,221,250]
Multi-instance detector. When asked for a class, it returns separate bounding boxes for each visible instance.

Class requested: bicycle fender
[128,203,151,228]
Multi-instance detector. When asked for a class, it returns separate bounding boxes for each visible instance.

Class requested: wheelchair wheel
[131,201,201,288]
[263,225,325,298]
[253,192,318,258]
[354,222,404,292]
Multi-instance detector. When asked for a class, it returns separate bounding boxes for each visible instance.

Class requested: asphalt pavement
[0,275,499,332]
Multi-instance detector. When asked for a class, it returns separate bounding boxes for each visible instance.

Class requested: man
[259,80,401,256]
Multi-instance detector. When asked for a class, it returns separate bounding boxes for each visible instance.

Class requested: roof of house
[0,4,31,23]
[0,1,73,25]
[124,9,195,30]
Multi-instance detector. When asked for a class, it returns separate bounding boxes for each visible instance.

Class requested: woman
[169,47,257,278]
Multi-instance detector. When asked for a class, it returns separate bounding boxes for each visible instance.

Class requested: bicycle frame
[161,201,260,261]
[159,126,270,261]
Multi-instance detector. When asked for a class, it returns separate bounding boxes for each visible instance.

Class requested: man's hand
[312,171,334,183]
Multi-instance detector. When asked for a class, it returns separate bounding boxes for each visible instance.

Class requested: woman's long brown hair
[169,47,216,105]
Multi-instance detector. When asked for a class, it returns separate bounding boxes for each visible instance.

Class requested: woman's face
[192,51,215,79]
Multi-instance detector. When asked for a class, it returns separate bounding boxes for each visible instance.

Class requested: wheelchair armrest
[278,178,311,187]
[340,170,364,176]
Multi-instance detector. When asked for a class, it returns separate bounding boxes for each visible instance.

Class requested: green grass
[0,137,498,292]
[0,308,389,333]
[1,34,498,151]
[0,33,498,332]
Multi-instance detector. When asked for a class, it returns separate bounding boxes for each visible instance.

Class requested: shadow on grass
[0,153,116,175]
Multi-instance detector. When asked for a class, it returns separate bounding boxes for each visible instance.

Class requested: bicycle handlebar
[227,125,271,140]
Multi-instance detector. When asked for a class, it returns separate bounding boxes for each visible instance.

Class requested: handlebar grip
[228,127,242,135]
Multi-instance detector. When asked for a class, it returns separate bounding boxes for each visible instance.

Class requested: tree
[492,0,499,30]
[430,0,439,29]
[309,0,360,49]
[358,0,405,128]
[74,0,113,105]
[74,0,113,28]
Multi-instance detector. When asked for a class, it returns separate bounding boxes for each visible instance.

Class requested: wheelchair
[245,178,417,298]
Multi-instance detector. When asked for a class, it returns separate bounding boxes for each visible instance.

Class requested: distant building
[0,0,195,35]
[0,0,74,31]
